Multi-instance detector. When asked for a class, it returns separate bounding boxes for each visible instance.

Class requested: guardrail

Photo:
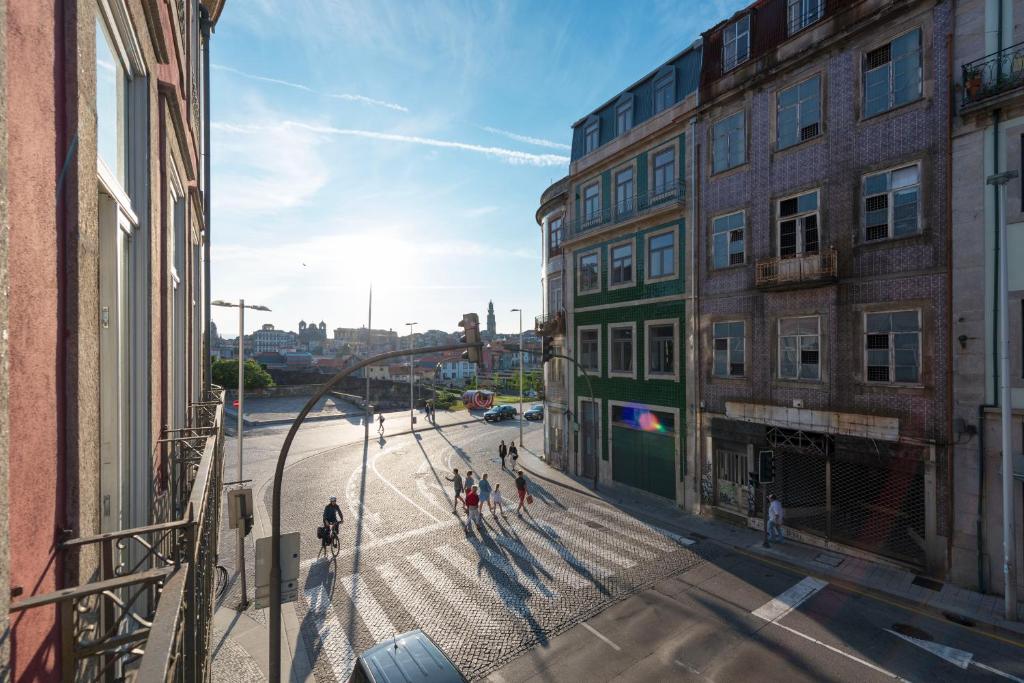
[570,180,684,238]
[534,310,565,336]
[755,247,837,289]
[962,41,1024,107]
[9,389,225,682]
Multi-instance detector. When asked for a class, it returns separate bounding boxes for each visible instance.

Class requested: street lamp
[406,322,418,431]
[511,308,523,445]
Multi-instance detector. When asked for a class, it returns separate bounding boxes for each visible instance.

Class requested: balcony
[535,310,566,336]
[570,180,685,238]
[755,247,837,290]
[962,42,1024,108]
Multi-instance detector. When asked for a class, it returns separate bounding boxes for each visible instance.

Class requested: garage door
[611,406,676,499]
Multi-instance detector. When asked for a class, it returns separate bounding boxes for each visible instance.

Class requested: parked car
[524,404,544,421]
[350,629,465,683]
[483,404,517,422]
[525,390,538,398]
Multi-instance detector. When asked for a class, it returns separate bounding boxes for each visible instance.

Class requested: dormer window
[723,15,750,72]
[787,0,824,35]
[584,117,599,154]
[653,66,675,114]
[616,95,634,135]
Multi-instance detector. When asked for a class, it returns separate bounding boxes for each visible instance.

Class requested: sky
[209,0,747,338]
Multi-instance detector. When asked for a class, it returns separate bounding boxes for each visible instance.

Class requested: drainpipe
[946,27,955,575]
[200,4,213,391]
[690,115,701,511]
[991,108,1000,407]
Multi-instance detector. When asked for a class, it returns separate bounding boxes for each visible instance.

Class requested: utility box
[254,532,300,609]
[227,488,253,530]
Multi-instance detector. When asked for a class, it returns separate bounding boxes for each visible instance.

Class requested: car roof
[358,630,465,683]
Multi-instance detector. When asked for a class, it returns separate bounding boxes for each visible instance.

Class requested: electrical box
[227,488,253,530]
[254,532,300,609]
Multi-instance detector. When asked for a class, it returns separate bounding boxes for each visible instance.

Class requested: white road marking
[414,457,456,514]
[752,576,828,622]
[771,620,910,682]
[581,622,621,651]
[303,582,357,682]
[461,537,557,599]
[345,463,381,538]
[371,450,443,523]
[674,659,703,676]
[511,523,620,585]
[972,661,1024,682]
[440,548,535,618]
[885,629,1024,682]
[489,532,592,589]
[581,502,695,548]
[404,553,506,639]
[338,573,396,643]
[533,519,637,569]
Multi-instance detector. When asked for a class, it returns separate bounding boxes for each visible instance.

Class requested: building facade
[252,323,297,353]
[1,0,228,677]
[950,0,1024,602]
[697,0,951,574]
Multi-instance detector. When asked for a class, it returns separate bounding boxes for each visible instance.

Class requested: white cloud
[481,126,570,151]
[212,64,409,112]
[462,206,498,218]
[214,120,570,168]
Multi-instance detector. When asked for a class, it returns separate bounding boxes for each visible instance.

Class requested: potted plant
[965,65,984,100]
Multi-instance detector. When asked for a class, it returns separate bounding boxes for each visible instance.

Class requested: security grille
[759,427,926,567]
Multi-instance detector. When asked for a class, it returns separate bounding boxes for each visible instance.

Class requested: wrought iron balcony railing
[962,41,1024,107]
[570,180,684,238]
[755,247,837,289]
[9,389,226,682]
[535,310,566,336]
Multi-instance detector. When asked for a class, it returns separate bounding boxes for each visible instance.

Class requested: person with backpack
[322,496,343,547]
[498,440,508,470]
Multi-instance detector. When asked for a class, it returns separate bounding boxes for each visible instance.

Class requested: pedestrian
[464,470,475,493]
[509,440,519,467]
[768,494,785,543]
[465,485,482,530]
[478,473,493,513]
[515,470,528,515]
[446,468,465,513]
[492,483,506,516]
[377,411,385,436]
[498,440,508,469]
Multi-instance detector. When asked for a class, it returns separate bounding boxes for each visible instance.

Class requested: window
[713,322,745,377]
[584,119,599,154]
[583,182,601,224]
[779,316,820,380]
[777,75,821,149]
[609,242,633,287]
[615,168,635,217]
[713,111,746,173]
[609,325,635,376]
[723,15,750,71]
[787,0,823,34]
[653,148,676,197]
[548,216,563,255]
[778,190,819,257]
[863,29,922,117]
[863,163,920,241]
[865,310,920,383]
[647,321,677,377]
[578,252,599,293]
[647,231,676,280]
[96,17,127,184]
[579,327,600,373]
[654,71,675,114]
[547,274,562,314]
[616,98,634,135]
[713,212,745,268]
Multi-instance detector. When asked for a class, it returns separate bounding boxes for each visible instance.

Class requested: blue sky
[209,0,747,338]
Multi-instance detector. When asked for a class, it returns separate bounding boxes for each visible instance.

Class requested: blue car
[524,405,544,421]
[350,629,465,683]
[483,405,517,422]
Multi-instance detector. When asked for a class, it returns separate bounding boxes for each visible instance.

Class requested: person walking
[478,473,493,514]
[465,485,482,531]
[464,470,476,493]
[768,494,785,543]
[446,468,465,513]
[509,441,519,468]
[498,440,508,470]
[515,470,528,515]
[377,411,386,436]
[492,484,506,516]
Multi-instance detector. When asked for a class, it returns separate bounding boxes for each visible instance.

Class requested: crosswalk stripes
[580,501,694,549]
[464,536,558,599]
[440,548,535,620]
[403,553,508,640]
[377,558,462,634]
[540,509,667,560]
[303,582,358,682]
[488,530,597,589]
[507,523,621,585]
[337,572,397,643]
[529,518,637,569]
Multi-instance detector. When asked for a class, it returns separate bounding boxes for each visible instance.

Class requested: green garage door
[611,406,676,499]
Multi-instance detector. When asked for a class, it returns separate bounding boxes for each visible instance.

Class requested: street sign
[227,488,253,530]
[255,532,300,609]
[233,399,239,408]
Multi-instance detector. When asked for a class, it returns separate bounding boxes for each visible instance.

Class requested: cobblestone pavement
[265,421,704,682]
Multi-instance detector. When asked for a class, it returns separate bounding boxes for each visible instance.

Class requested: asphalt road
[218,413,1024,683]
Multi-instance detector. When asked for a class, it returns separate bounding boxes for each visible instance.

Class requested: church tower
[486,300,496,339]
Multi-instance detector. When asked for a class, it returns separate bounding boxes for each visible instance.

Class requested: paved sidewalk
[513,442,1024,641]
[225,394,484,431]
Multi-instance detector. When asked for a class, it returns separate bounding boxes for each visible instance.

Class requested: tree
[212,358,275,390]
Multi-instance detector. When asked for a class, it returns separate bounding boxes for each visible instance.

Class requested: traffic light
[542,336,555,363]
[758,450,775,484]
[459,313,481,364]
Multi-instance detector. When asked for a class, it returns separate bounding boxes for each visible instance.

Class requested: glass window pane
[894,365,918,383]
[779,86,799,108]
[893,189,918,235]
[891,166,919,188]
[714,351,727,376]
[799,76,820,101]
[892,29,919,57]
[865,172,889,195]
[892,311,919,331]
[713,234,729,268]
[96,18,125,184]
[731,322,745,339]
[780,319,798,336]
[864,66,890,116]
[866,313,891,333]
[797,191,818,212]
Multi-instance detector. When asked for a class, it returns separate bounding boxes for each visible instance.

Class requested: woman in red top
[465,486,481,530]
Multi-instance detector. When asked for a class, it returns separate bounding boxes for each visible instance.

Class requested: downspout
[945,28,955,574]
[690,115,701,511]
[199,4,213,391]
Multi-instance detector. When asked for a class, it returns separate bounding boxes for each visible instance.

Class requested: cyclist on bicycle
[322,496,343,544]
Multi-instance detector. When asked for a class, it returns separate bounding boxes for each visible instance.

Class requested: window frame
[863,309,922,385]
[645,226,679,283]
[776,189,820,258]
[645,318,680,381]
[787,0,824,35]
[722,14,751,72]
[577,324,602,376]
[582,180,602,226]
[576,249,601,295]
[654,67,676,114]
[861,161,922,242]
[608,238,636,290]
[712,320,746,378]
[712,110,747,174]
[777,315,821,381]
[651,143,678,199]
[776,74,823,150]
[862,27,923,119]
[607,322,637,379]
[616,95,634,136]
[548,215,563,255]
[547,273,563,315]
[584,119,600,154]
[712,210,746,269]
[614,165,636,219]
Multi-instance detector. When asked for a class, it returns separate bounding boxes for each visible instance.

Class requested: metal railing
[570,180,684,237]
[755,247,837,289]
[962,41,1024,107]
[9,389,225,682]
[534,310,565,336]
